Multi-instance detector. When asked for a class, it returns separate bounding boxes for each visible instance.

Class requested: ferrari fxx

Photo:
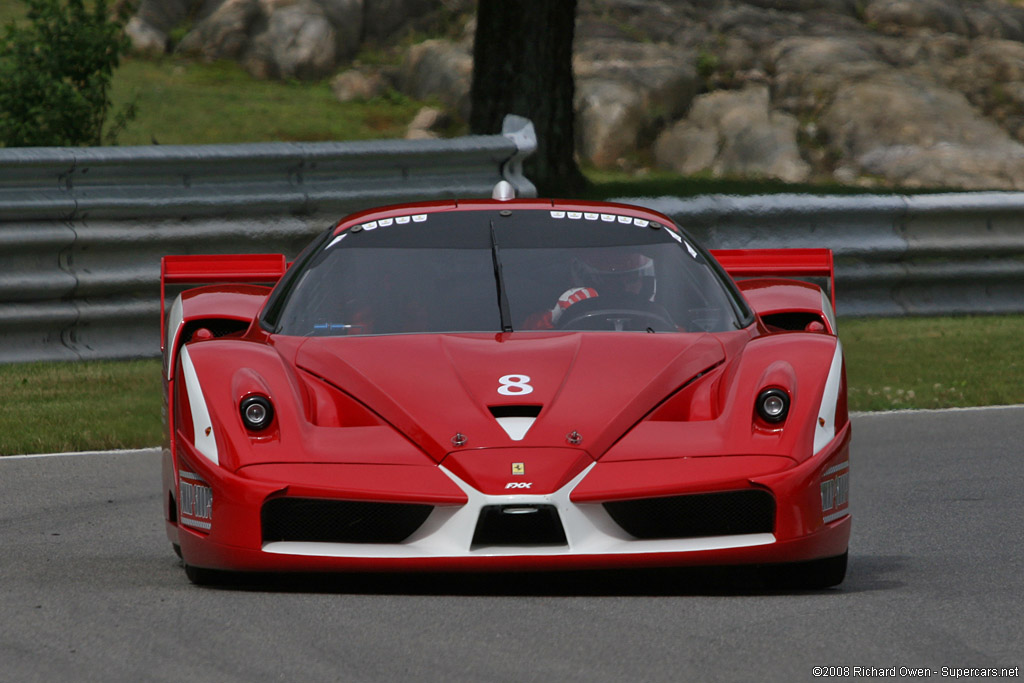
[161,183,850,587]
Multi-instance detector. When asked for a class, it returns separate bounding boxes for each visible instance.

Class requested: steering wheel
[554,295,677,332]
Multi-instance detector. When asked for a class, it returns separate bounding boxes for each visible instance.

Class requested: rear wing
[710,248,835,311]
[160,253,288,350]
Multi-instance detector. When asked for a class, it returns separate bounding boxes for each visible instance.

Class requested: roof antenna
[492,180,516,201]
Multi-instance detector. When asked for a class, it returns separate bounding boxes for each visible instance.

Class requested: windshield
[270,208,747,336]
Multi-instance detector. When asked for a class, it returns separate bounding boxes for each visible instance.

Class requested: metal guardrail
[3,118,1023,362]
[619,193,1024,318]
[0,116,537,363]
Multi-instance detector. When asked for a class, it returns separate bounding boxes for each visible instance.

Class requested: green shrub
[0,0,136,147]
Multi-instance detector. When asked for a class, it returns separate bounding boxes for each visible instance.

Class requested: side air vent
[261,498,433,544]
[604,490,775,539]
[472,504,567,548]
[762,312,826,331]
[181,319,250,343]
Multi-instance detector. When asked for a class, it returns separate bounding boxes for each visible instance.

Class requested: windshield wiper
[489,220,513,332]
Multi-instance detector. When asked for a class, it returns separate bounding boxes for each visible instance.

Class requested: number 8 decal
[498,374,533,395]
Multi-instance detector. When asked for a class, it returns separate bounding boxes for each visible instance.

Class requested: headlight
[756,388,790,424]
[240,395,274,431]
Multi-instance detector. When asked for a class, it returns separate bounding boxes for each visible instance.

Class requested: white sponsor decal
[820,460,849,523]
[505,482,533,489]
[179,470,213,531]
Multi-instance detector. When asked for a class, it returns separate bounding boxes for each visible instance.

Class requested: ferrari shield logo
[512,462,525,475]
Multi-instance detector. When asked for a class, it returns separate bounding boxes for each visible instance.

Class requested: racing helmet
[571,249,656,300]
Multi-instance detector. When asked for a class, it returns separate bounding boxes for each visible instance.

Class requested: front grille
[603,489,775,539]
[261,498,433,544]
[472,505,568,548]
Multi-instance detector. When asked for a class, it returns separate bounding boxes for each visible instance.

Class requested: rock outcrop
[126,0,1024,190]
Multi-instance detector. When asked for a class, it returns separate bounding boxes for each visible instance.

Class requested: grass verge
[0,359,163,455]
[2,316,1022,455]
[109,57,429,146]
[841,316,1024,411]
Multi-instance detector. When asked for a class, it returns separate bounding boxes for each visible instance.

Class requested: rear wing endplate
[710,248,835,311]
[160,253,287,350]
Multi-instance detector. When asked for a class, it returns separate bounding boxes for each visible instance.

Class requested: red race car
[161,183,850,587]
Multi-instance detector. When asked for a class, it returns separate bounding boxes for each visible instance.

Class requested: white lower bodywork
[262,463,776,559]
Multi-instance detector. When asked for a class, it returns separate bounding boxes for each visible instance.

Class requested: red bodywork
[161,198,850,579]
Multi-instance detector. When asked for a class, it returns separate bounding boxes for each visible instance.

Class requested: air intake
[261,498,433,544]
[603,490,775,539]
[472,504,567,548]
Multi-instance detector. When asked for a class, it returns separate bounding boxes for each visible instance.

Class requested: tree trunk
[469,0,586,197]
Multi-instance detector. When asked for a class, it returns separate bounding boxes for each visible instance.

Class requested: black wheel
[555,295,676,332]
[171,543,182,559]
[763,551,847,590]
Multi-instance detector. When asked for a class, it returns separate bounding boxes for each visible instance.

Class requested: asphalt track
[1,408,1022,683]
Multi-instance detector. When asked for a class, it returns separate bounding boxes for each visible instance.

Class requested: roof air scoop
[492,180,516,201]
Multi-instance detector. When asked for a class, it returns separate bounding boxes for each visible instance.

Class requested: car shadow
[180,554,904,596]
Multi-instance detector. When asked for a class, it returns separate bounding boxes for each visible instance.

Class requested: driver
[523,250,656,329]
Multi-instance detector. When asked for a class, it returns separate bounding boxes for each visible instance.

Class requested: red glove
[522,288,599,329]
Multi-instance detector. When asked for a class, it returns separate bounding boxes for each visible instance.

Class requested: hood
[294,331,725,462]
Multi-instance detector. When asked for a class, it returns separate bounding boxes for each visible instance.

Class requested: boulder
[862,0,970,36]
[331,69,390,101]
[400,39,473,121]
[574,39,699,123]
[654,86,810,183]
[405,106,453,139]
[963,2,1024,40]
[573,39,699,168]
[575,80,648,169]
[314,0,364,61]
[251,2,337,81]
[126,16,170,56]
[177,0,261,61]
[769,36,891,111]
[821,72,1024,187]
